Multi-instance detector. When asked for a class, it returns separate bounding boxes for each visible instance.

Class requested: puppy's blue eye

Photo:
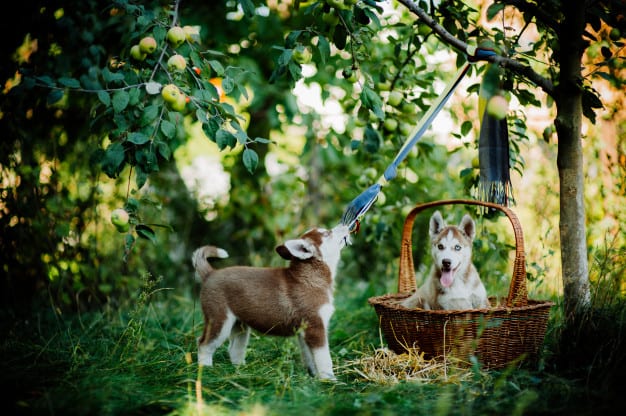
[454,245,462,251]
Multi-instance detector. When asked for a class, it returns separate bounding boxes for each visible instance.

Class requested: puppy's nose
[442,259,451,270]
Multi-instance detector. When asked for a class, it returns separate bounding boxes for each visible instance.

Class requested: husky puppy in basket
[401,211,490,310]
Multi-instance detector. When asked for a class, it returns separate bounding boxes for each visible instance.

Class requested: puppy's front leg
[306,304,336,380]
[297,332,317,377]
[311,344,335,380]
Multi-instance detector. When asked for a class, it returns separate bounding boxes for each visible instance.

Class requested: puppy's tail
[191,245,229,282]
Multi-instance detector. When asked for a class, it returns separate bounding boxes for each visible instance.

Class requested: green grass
[2,272,625,416]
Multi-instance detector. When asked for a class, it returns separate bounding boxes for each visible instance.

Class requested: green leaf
[461,120,473,136]
[360,85,385,120]
[102,67,125,83]
[35,75,55,87]
[47,89,64,105]
[135,224,157,244]
[141,105,159,126]
[125,198,140,213]
[238,0,256,17]
[230,120,249,144]
[97,90,111,107]
[101,142,126,178]
[135,147,159,173]
[221,77,235,94]
[156,141,171,160]
[317,35,330,65]
[479,64,502,100]
[363,124,382,153]
[278,49,293,67]
[486,3,505,20]
[112,91,130,113]
[216,129,236,150]
[127,132,150,145]
[58,77,81,88]
[333,24,348,50]
[160,120,176,139]
[242,148,259,173]
[135,167,148,190]
[208,60,225,77]
[128,87,141,106]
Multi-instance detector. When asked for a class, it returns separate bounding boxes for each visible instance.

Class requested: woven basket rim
[367,293,555,315]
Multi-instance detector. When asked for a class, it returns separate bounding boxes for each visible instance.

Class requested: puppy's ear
[429,211,445,238]
[278,238,316,260]
[459,214,476,240]
[276,244,293,260]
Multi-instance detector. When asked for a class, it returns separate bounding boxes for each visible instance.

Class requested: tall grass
[2,248,625,415]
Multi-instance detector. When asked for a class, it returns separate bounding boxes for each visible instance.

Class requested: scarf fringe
[475,179,515,210]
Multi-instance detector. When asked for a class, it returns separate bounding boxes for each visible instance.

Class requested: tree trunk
[555,1,590,319]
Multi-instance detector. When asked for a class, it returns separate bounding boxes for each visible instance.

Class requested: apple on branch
[167,54,187,72]
[130,45,146,61]
[139,36,157,54]
[111,208,130,233]
[167,26,186,49]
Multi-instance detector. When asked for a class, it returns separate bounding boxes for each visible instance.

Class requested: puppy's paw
[317,372,337,382]
[400,293,424,309]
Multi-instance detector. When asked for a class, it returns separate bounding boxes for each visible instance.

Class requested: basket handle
[398,199,528,308]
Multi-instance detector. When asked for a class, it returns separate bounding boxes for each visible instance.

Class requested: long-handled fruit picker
[340,46,497,232]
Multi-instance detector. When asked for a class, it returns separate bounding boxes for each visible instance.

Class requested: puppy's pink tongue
[440,270,454,288]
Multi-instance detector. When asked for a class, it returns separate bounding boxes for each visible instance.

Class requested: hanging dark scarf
[478,109,513,206]
[476,64,514,207]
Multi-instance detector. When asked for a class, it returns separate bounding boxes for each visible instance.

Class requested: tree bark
[555,0,590,318]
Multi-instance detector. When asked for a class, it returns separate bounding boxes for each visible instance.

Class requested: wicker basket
[368,199,555,369]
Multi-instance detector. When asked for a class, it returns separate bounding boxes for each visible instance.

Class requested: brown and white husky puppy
[191,224,351,380]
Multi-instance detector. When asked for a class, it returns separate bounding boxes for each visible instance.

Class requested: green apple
[322,10,339,25]
[167,54,187,72]
[486,95,509,120]
[130,44,146,61]
[363,167,378,180]
[388,91,403,107]
[383,118,398,132]
[418,23,431,37]
[139,36,157,54]
[377,81,391,91]
[292,45,312,64]
[609,28,621,41]
[183,25,200,43]
[401,101,418,114]
[167,26,186,48]
[471,156,480,169]
[399,122,413,137]
[161,83,182,104]
[342,67,357,83]
[170,94,187,112]
[327,0,351,10]
[111,208,130,232]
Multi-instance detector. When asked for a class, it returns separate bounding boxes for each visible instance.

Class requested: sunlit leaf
[135,224,157,243]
